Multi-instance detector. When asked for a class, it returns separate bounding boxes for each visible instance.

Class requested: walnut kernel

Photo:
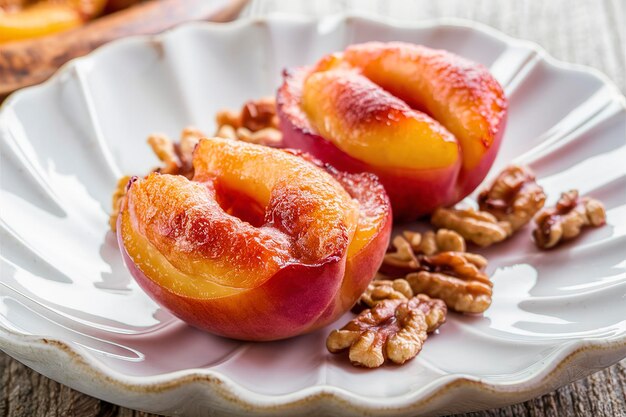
[147,129,202,179]
[147,133,179,175]
[406,251,492,314]
[431,207,512,247]
[382,235,419,272]
[359,279,413,308]
[403,229,466,255]
[215,124,238,140]
[215,109,241,130]
[215,97,283,146]
[109,175,131,232]
[327,295,447,368]
[478,165,546,232]
[236,126,283,147]
[533,190,606,249]
[178,127,203,169]
[240,97,280,131]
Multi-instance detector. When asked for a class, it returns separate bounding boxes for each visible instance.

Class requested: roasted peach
[277,42,508,221]
[118,138,391,341]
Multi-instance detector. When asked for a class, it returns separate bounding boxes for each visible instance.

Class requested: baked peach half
[118,138,391,341]
[277,42,508,221]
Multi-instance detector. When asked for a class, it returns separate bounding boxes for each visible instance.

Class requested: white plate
[1,13,625,417]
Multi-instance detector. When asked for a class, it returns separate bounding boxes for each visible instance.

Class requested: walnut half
[109,175,131,232]
[431,207,512,247]
[478,165,546,232]
[382,235,419,274]
[406,252,492,314]
[403,229,466,255]
[533,190,606,249]
[240,97,280,131]
[381,230,465,276]
[327,295,447,368]
[147,127,203,179]
[215,97,282,147]
[358,279,413,309]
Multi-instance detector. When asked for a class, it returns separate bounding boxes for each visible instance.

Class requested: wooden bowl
[0,0,248,98]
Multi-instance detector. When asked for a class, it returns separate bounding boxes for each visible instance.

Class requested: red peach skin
[119,235,346,341]
[283,150,394,325]
[277,42,507,221]
[118,138,391,341]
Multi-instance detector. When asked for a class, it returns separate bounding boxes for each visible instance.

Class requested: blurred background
[0,0,623,97]
[244,0,625,92]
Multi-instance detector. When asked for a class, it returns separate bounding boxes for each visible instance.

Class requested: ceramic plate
[1,13,625,417]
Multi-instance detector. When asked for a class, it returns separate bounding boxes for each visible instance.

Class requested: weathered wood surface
[1,0,625,415]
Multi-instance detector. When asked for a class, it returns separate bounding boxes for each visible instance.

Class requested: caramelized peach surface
[301,69,459,170]
[278,42,508,220]
[119,138,391,341]
[343,42,507,171]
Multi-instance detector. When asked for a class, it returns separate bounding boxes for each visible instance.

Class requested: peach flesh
[301,69,459,170]
[343,42,508,171]
[124,139,358,290]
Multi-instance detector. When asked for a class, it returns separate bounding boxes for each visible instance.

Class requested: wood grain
[0,0,249,97]
[1,0,625,416]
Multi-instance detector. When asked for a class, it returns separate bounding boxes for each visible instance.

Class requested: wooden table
[1,0,624,415]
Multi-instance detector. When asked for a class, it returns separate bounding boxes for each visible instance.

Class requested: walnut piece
[406,251,492,314]
[327,295,447,368]
[147,128,202,179]
[178,127,203,169]
[108,129,202,232]
[359,279,413,308]
[382,235,419,272]
[478,165,546,232]
[109,175,131,232]
[215,124,238,140]
[215,109,242,130]
[214,124,283,147]
[431,207,512,247]
[147,134,178,174]
[533,190,606,249]
[403,229,466,255]
[375,228,493,313]
[240,97,280,131]
[215,97,282,147]
[235,127,283,147]
[381,229,466,276]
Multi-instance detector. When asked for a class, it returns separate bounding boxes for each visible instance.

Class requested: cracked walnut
[406,251,492,314]
[431,207,512,247]
[533,190,606,249]
[478,165,546,232]
[379,229,492,313]
[358,279,414,309]
[215,97,282,147]
[327,295,446,368]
